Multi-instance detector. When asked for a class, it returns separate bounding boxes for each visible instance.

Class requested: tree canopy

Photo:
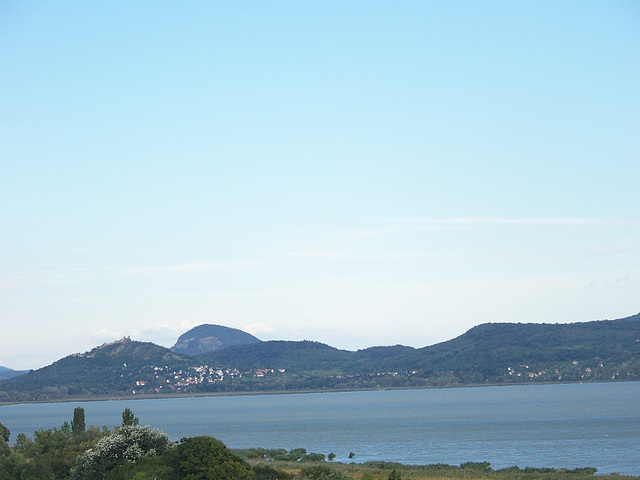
[168,436,253,480]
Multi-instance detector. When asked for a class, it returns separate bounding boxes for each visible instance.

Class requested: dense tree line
[0,409,332,480]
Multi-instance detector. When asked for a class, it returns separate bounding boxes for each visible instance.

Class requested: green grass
[240,457,639,480]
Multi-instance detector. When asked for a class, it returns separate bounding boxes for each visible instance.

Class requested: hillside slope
[0,337,195,402]
[1,314,638,401]
[171,324,261,357]
[198,340,354,373]
[400,313,640,383]
[0,366,27,381]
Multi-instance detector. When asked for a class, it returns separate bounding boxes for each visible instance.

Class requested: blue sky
[1,2,639,370]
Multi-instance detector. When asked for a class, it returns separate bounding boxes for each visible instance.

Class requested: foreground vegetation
[1,409,638,480]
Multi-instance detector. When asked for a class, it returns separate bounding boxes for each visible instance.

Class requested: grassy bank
[242,457,639,480]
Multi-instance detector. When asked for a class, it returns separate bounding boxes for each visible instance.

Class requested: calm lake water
[1,382,639,476]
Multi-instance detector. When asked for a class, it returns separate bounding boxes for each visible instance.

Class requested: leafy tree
[23,425,74,478]
[167,436,253,480]
[14,433,32,450]
[0,450,37,479]
[301,453,326,462]
[301,466,334,480]
[122,407,139,427]
[387,469,401,480]
[72,425,170,480]
[0,438,9,458]
[0,422,9,443]
[72,407,86,437]
[105,455,173,480]
[274,447,309,461]
[0,422,10,458]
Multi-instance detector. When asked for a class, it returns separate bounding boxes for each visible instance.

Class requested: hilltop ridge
[171,324,261,357]
[1,313,638,402]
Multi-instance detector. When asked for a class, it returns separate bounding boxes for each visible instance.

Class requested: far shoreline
[1,379,636,407]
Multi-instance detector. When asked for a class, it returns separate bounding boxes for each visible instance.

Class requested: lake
[1,382,639,476]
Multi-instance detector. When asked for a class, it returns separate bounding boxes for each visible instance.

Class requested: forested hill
[199,313,640,386]
[198,340,354,373]
[401,314,640,383]
[0,314,638,402]
[0,338,195,401]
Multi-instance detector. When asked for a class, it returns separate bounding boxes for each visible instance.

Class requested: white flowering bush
[71,425,170,480]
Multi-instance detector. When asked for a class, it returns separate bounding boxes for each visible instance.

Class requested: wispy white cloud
[285,250,439,260]
[1,260,254,290]
[347,217,607,236]
[11,260,252,278]
[408,217,604,226]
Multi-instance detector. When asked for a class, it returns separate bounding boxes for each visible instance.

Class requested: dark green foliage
[122,407,139,427]
[167,436,253,480]
[301,453,326,462]
[460,461,492,472]
[387,469,401,480]
[253,464,294,480]
[199,341,353,374]
[0,451,37,479]
[0,422,9,444]
[72,407,86,437]
[274,448,307,461]
[0,440,9,458]
[104,455,173,480]
[13,433,31,449]
[568,467,598,475]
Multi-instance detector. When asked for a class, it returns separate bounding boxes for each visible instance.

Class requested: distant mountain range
[1,314,638,403]
[0,366,27,382]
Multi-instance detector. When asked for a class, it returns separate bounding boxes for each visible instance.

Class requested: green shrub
[253,464,294,480]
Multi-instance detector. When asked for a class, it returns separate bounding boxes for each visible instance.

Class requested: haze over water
[2,383,638,476]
